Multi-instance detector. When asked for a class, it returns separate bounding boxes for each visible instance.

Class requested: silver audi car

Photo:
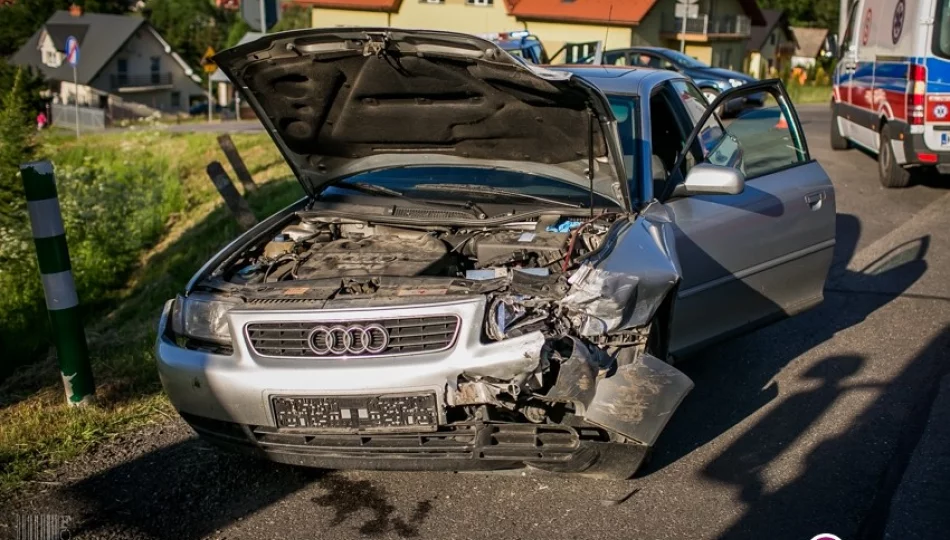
[157,28,836,479]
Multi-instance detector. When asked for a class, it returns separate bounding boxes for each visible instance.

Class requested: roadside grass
[788,85,833,105]
[0,128,299,495]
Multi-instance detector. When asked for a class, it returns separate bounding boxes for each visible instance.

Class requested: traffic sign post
[241,0,279,33]
[674,0,698,53]
[65,36,80,138]
[201,47,217,123]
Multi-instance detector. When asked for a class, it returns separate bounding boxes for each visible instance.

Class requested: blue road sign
[65,36,80,67]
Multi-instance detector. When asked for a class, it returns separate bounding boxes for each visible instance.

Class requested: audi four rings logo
[307,324,390,355]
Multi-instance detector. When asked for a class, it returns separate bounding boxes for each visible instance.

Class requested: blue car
[602,46,762,114]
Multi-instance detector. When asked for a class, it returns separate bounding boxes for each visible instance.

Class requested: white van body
[832,0,950,187]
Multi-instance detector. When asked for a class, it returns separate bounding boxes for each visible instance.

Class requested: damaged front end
[176,203,692,478]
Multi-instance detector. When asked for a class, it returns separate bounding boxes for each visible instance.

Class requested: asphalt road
[6,105,950,540]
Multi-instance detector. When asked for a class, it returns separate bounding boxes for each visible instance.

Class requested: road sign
[201,46,217,73]
[242,0,279,33]
[65,36,80,67]
[674,4,699,17]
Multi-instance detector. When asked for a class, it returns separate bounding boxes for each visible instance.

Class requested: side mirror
[671,163,745,197]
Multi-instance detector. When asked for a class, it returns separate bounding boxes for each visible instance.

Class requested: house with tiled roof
[12,7,204,115]
[300,0,765,71]
[745,8,795,78]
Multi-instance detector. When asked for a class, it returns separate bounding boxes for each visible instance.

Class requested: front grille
[245,315,460,358]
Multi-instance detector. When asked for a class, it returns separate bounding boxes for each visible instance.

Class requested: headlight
[728,78,746,88]
[170,293,243,344]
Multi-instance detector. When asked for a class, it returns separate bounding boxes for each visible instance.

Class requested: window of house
[171,91,181,107]
[150,56,161,84]
[421,0,444,3]
[466,0,493,5]
[722,48,732,69]
[117,58,128,86]
[770,32,777,45]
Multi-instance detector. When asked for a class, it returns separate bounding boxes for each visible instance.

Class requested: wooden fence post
[217,134,257,193]
[206,161,258,231]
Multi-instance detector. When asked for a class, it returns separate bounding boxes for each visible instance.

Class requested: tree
[0,67,35,230]
[0,0,71,57]
[758,0,839,30]
[271,2,310,33]
[143,0,232,69]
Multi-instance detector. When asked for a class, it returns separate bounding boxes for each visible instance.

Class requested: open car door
[658,79,836,355]
[548,41,603,65]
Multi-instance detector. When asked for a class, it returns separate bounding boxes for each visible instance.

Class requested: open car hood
[214,28,627,207]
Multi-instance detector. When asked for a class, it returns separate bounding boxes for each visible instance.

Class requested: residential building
[12,8,204,116]
[745,8,795,78]
[210,31,263,114]
[302,0,765,70]
[790,26,831,69]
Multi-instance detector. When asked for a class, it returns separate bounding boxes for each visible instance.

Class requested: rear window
[935,0,950,58]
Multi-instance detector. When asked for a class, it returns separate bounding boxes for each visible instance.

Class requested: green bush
[0,131,183,368]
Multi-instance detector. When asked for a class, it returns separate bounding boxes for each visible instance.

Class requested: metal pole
[208,77,213,123]
[72,66,80,138]
[20,160,95,406]
[259,0,267,35]
[680,13,687,53]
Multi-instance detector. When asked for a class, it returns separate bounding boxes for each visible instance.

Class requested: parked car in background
[832,0,950,188]
[479,31,549,64]
[603,46,761,114]
[189,101,223,116]
[158,29,834,480]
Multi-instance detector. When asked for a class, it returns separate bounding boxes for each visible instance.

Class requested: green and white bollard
[21,160,96,406]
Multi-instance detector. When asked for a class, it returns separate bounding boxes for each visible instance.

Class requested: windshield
[662,49,709,69]
[935,0,950,58]
[327,167,619,208]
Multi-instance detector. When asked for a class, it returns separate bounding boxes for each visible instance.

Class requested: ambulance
[832,0,950,187]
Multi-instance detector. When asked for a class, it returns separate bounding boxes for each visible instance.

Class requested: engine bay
[226,213,613,286]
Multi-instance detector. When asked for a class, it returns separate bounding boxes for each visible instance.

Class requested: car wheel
[878,125,912,188]
[701,87,725,117]
[830,104,850,150]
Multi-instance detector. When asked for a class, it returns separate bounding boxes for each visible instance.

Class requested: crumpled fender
[585,352,694,446]
[560,203,682,336]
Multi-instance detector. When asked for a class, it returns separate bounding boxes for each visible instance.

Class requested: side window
[605,51,628,66]
[840,1,861,57]
[670,80,722,156]
[633,53,661,68]
[670,80,807,181]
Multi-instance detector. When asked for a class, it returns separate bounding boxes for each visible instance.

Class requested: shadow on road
[710,326,950,540]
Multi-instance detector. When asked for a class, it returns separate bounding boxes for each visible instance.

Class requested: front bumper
[179,410,644,474]
[156,297,545,428]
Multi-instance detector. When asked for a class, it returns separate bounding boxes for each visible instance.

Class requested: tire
[701,87,725,117]
[830,105,850,150]
[878,125,912,188]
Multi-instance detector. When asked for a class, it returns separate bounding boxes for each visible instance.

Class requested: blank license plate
[271,394,439,432]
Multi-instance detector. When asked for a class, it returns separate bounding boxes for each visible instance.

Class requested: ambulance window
[935,0,950,58]
[840,1,861,57]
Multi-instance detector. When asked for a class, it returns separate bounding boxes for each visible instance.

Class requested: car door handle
[805,191,825,210]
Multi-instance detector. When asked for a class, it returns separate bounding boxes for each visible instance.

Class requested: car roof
[550,65,680,96]
[607,46,668,54]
